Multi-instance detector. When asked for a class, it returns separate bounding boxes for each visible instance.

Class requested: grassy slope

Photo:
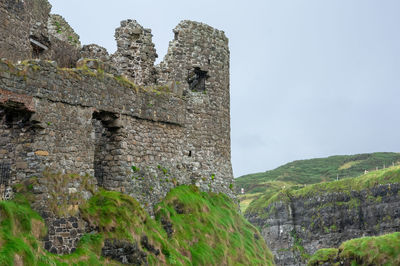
[236,152,400,192]
[246,165,400,216]
[0,193,110,266]
[308,232,400,266]
[236,152,400,212]
[0,185,274,266]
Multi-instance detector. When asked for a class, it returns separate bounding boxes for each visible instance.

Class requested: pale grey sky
[49,0,400,177]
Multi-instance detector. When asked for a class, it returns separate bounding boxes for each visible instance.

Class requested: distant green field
[235,152,400,212]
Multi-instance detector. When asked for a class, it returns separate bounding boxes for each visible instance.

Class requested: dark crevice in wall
[92,111,121,187]
[92,118,106,187]
[0,102,33,128]
[30,36,49,58]
[0,162,11,186]
[187,67,208,92]
[0,104,36,187]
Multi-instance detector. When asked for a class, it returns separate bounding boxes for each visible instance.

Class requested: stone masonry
[0,0,234,255]
[111,19,158,85]
[0,0,81,67]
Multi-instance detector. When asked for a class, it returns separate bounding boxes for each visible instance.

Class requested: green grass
[0,193,116,265]
[291,165,400,198]
[0,185,274,265]
[308,232,400,266]
[236,152,400,193]
[236,152,400,212]
[239,180,295,212]
[155,185,274,265]
[246,165,400,216]
[0,194,44,266]
[307,248,338,265]
[238,192,262,213]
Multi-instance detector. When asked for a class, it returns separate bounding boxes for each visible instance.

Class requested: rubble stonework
[0,0,81,67]
[0,0,38,61]
[0,0,234,255]
[47,14,80,48]
[111,19,158,85]
[80,44,110,62]
[43,216,87,255]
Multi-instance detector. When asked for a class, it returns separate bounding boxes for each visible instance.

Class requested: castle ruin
[0,0,234,254]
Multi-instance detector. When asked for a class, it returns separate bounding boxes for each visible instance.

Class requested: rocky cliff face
[245,168,400,266]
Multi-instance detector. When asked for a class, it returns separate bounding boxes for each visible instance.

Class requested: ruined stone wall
[0,58,234,209]
[0,92,95,186]
[47,14,80,48]
[0,12,235,253]
[111,20,158,85]
[30,172,97,255]
[0,59,185,188]
[26,0,52,47]
[0,0,81,68]
[0,0,52,61]
[81,44,110,62]
[0,0,33,61]
[157,21,234,198]
[47,14,81,68]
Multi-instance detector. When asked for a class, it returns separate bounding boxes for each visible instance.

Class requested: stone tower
[111,19,158,85]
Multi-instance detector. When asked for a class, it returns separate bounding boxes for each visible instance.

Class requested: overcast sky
[49,0,400,177]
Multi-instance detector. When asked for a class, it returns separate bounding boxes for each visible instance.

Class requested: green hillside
[236,152,400,193]
[246,164,400,216]
[0,185,274,266]
[235,152,400,212]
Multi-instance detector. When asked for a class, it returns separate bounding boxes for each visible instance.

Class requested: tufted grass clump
[338,232,400,266]
[0,194,44,266]
[155,185,274,265]
[307,248,338,265]
[308,232,400,266]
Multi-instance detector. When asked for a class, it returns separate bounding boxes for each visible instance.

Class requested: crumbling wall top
[111,19,158,86]
[81,44,110,62]
[48,14,81,48]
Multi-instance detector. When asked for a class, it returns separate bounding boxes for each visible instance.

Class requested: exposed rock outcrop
[246,169,400,265]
